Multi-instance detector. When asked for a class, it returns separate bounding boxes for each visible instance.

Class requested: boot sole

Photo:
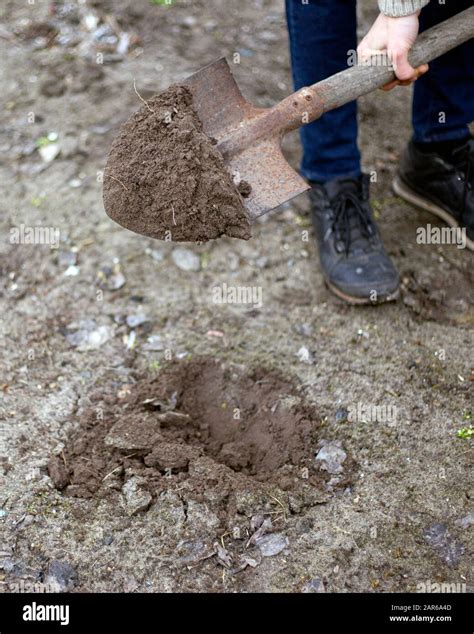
[392,176,474,252]
[324,279,400,305]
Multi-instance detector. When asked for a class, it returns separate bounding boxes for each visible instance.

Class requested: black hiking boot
[309,174,400,304]
[393,138,474,251]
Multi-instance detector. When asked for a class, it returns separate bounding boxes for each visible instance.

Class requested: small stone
[39,143,60,163]
[171,248,200,272]
[156,411,191,426]
[66,323,113,351]
[83,14,99,30]
[455,513,474,529]
[45,560,78,592]
[176,539,215,566]
[146,248,164,263]
[240,548,262,568]
[121,477,152,516]
[315,441,347,475]
[302,577,326,593]
[126,314,148,328]
[63,265,80,277]
[294,323,313,337]
[296,345,315,364]
[61,136,82,159]
[255,533,289,557]
[226,253,239,271]
[181,15,197,27]
[335,407,348,423]
[143,335,164,351]
[423,523,464,567]
[58,251,77,267]
[108,272,126,290]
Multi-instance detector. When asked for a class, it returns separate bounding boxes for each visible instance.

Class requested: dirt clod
[103,85,251,242]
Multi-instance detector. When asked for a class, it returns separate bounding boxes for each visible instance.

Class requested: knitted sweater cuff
[378,0,430,17]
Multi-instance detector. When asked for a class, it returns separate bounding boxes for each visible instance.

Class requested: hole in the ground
[154,357,319,476]
[48,357,324,497]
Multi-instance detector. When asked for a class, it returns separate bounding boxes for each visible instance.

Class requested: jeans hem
[302,168,362,184]
[412,128,472,144]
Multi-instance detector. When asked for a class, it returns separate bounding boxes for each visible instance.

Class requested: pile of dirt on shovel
[103,84,251,242]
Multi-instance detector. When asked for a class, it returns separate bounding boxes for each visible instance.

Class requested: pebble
[83,14,99,31]
[65,322,113,351]
[177,540,215,566]
[108,272,126,290]
[255,533,289,557]
[58,251,77,267]
[63,265,80,277]
[121,477,152,516]
[315,441,347,475]
[171,247,201,272]
[423,523,464,567]
[296,345,315,364]
[181,15,198,27]
[255,256,268,269]
[294,323,313,337]
[39,143,60,163]
[226,252,240,271]
[455,513,474,530]
[45,560,78,592]
[302,577,326,593]
[126,314,148,328]
[143,335,165,351]
[335,407,349,423]
[145,248,164,263]
[240,548,262,569]
[61,136,82,159]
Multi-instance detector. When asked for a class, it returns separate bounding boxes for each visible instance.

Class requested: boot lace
[331,189,375,254]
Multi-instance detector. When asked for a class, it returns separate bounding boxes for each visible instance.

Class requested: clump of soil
[103,85,251,242]
[48,358,343,517]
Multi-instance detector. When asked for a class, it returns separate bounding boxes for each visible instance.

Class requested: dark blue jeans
[286,0,474,183]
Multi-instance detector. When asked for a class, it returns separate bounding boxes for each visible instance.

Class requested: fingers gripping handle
[304,7,474,120]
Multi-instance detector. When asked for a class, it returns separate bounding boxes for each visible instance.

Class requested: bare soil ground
[0,0,472,594]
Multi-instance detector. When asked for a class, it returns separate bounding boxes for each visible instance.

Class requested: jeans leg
[285,0,360,182]
[412,0,474,143]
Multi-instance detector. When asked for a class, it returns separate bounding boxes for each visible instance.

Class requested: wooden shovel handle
[280,6,474,131]
[218,8,473,159]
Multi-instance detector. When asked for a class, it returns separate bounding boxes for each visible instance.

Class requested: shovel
[179,7,473,220]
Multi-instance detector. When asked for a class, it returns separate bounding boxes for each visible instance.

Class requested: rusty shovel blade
[182,58,310,221]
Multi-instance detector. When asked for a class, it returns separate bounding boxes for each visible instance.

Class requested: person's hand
[357,12,429,91]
